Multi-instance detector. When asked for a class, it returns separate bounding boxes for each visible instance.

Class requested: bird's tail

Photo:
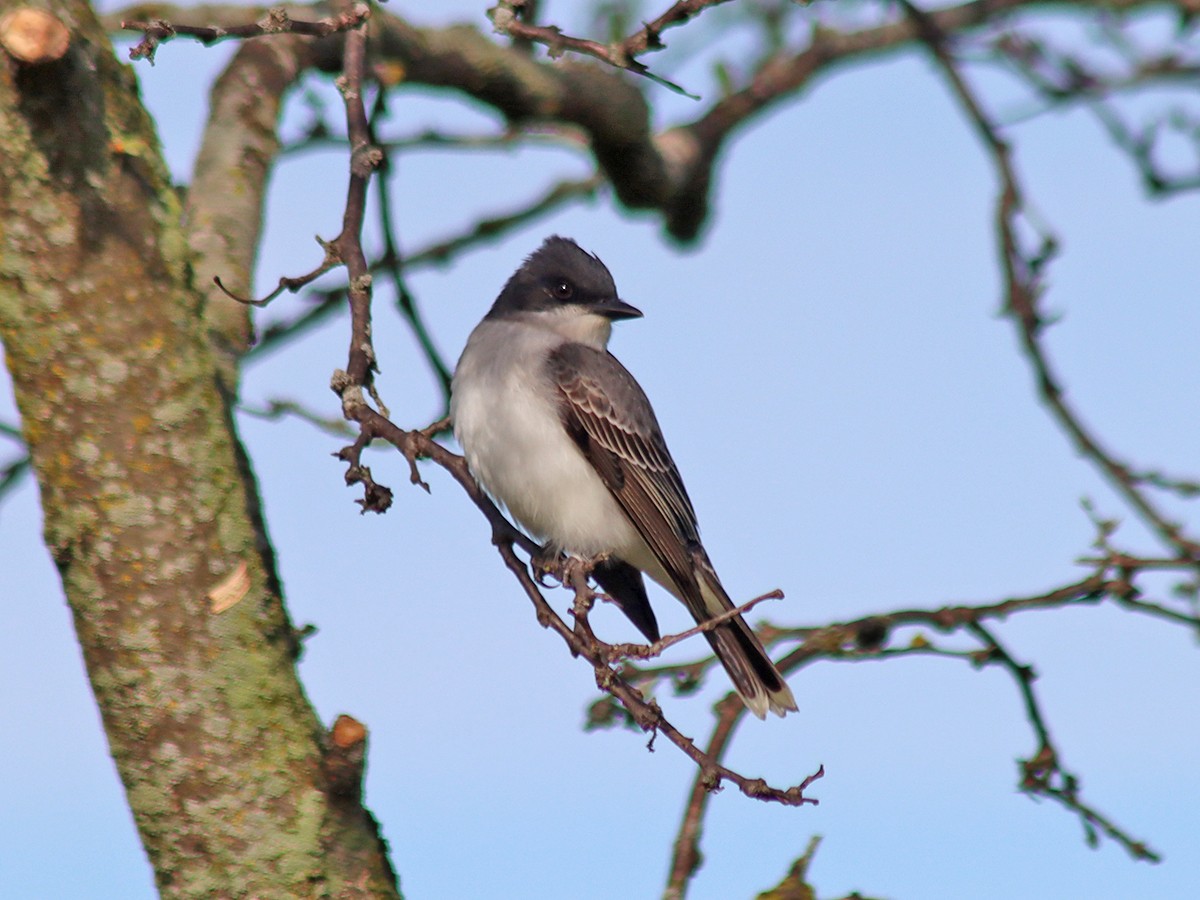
[702,613,797,719]
[694,561,797,719]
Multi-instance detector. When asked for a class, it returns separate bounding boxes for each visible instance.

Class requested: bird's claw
[531,548,563,587]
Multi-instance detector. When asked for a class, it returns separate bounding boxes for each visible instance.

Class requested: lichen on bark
[0,1,398,896]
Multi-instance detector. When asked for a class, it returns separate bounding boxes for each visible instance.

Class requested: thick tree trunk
[0,1,399,896]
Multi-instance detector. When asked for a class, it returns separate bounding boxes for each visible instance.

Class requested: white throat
[519,306,613,350]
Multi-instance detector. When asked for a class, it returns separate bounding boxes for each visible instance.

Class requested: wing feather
[547,343,703,608]
[547,343,797,718]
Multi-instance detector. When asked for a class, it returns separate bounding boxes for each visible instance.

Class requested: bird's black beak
[595,297,643,320]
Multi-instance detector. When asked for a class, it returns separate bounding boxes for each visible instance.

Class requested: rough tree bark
[0,0,397,896]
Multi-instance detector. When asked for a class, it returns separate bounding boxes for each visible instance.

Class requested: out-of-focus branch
[753,835,890,900]
[901,1,1200,565]
[1129,468,1200,499]
[402,174,604,269]
[187,32,314,379]
[105,0,1189,242]
[245,174,602,362]
[968,620,1160,862]
[247,290,344,360]
[635,559,1198,696]
[663,692,744,899]
[988,29,1200,196]
[488,0,736,97]
[1091,100,1200,197]
[367,89,453,409]
[240,398,355,438]
[281,125,588,158]
[0,453,31,506]
[652,538,1198,898]
[120,3,369,62]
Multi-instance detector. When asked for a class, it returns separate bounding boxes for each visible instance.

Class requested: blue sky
[2,2,1198,898]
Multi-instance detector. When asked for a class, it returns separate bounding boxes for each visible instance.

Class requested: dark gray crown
[488,236,620,317]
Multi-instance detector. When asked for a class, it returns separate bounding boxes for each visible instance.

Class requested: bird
[451,236,796,718]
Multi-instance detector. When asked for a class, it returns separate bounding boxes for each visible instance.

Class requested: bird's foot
[531,549,608,590]
[531,547,566,587]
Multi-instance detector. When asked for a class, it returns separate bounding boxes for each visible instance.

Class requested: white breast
[451,318,640,558]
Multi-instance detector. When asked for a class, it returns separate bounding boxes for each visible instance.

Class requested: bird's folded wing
[546,344,703,605]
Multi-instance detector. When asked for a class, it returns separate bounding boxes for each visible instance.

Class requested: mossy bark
[0,1,399,896]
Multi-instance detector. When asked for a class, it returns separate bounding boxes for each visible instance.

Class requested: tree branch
[899,0,1200,564]
[488,0,721,98]
[104,0,1192,242]
[120,3,370,62]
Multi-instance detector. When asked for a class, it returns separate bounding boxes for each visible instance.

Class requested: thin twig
[652,540,1200,898]
[0,454,31,506]
[240,398,356,439]
[402,174,604,269]
[623,0,735,59]
[248,291,345,359]
[281,126,587,158]
[968,621,1160,862]
[1128,468,1200,500]
[898,0,1200,563]
[488,0,725,98]
[244,174,602,361]
[367,89,453,408]
[216,238,340,307]
[121,4,371,63]
[604,589,783,662]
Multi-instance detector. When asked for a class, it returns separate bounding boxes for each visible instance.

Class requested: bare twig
[968,621,1161,862]
[603,589,784,662]
[656,548,1195,898]
[244,174,602,362]
[216,238,340,307]
[506,550,822,805]
[240,398,356,438]
[121,4,371,63]
[401,175,604,269]
[1128,468,1200,500]
[367,89,453,408]
[330,15,384,389]
[281,125,588,158]
[623,0,735,59]
[488,0,734,98]
[0,454,31,506]
[898,1,1200,564]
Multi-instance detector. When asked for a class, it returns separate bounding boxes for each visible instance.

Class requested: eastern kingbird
[451,236,796,718]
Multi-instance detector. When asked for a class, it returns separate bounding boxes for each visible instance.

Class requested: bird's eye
[551,279,574,300]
